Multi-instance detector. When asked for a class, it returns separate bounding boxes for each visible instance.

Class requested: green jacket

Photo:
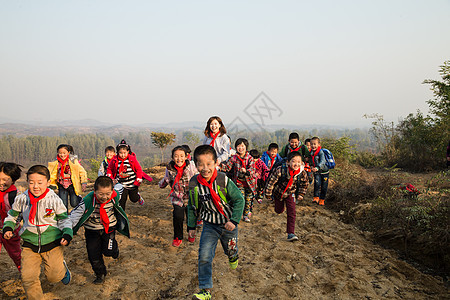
[280,143,312,164]
[71,191,130,238]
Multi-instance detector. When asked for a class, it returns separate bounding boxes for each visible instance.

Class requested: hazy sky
[1,1,449,128]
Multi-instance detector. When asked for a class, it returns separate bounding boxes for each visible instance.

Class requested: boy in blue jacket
[310,137,330,205]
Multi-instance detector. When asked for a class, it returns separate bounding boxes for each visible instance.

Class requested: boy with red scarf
[159,146,197,247]
[70,176,130,284]
[98,146,116,176]
[264,151,309,241]
[48,144,87,211]
[107,140,148,210]
[310,137,330,206]
[3,165,72,300]
[220,138,256,222]
[279,132,312,165]
[0,162,22,271]
[187,145,244,300]
[261,143,283,171]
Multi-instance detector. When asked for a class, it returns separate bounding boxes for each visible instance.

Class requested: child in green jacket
[70,176,130,284]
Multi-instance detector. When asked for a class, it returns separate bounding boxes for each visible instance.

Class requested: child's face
[289,139,299,149]
[105,150,115,160]
[173,150,187,167]
[95,186,114,203]
[0,171,13,192]
[210,119,221,134]
[195,153,218,182]
[236,143,246,156]
[311,140,320,151]
[58,148,70,160]
[27,173,50,197]
[305,142,311,151]
[268,148,278,158]
[118,149,129,159]
[288,156,303,171]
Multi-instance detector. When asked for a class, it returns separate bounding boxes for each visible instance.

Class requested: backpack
[321,149,336,169]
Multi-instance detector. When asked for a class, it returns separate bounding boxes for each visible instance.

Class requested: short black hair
[234,138,249,150]
[27,165,50,181]
[94,176,114,191]
[287,151,302,162]
[288,132,300,141]
[172,145,187,158]
[249,149,260,159]
[268,143,279,151]
[193,145,217,163]
[0,162,23,183]
[105,146,115,153]
[57,144,74,154]
[181,144,192,154]
[304,138,311,144]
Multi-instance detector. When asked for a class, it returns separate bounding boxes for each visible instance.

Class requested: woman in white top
[202,116,231,164]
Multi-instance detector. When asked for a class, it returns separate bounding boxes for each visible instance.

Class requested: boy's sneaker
[112,249,119,259]
[318,199,325,206]
[188,236,195,243]
[93,274,105,285]
[313,197,319,204]
[229,257,238,270]
[287,233,299,242]
[61,260,71,285]
[196,220,203,228]
[243,216,250,222]
[172,238,182,247]
[138,195,145,205]
[193,289,211,300]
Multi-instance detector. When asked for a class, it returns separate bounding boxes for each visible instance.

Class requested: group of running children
[0,116,332,300]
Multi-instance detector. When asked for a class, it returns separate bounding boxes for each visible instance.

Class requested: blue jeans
[313,173,329,199]
[198,221,239,289]
[57,183,80,210]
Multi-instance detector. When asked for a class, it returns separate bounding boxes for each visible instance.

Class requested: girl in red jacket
[107,140,146,210]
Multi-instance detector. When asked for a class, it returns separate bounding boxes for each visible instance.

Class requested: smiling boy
[187,145,244,300]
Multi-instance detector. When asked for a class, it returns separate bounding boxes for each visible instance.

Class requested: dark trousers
[173,204,187,240]
[274,195,296,234]
[256,179,265,199]
[119,187,140,210]
[314,173,329,199]
[84,228,119,276]
[57,183,80,210]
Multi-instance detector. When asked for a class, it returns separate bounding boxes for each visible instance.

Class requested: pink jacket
[106,153,143,186]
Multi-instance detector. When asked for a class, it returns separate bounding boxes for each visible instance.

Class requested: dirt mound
[1,175,448,299]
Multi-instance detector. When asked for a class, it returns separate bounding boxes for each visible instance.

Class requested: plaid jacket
[159,160,198,207]
[264,165,309,201]
[221,153,257,195]
[254,159,269,181]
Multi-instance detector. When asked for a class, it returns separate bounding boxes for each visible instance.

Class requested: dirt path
[1,177,448,299]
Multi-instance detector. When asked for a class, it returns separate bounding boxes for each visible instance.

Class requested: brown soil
[1,168,449,299]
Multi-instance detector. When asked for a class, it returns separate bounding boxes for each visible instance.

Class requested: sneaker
[93,274,105,285]
[188,236,195,243]
[172,238,182,247]
[61,260,71,285]
[112,249,119,259]
[243,216,250,222]
[192,289,211,300]
[138,195,145,205]
[229,257,238,270]
[257,198,263,204]
[313,197,319,203]
[287,233,299,242]
[196,220,203,228]
[318,199,325,206]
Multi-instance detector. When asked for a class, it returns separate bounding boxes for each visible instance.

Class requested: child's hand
[188,230,196,239]
[60,238,69,246]
[240,168,246,173]
[3,231,13,240]
[224,221,235,231]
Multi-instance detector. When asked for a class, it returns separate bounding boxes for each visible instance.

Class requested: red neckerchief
[94,190,117,234]
[267,151,276,170]
[209,131,220,147]
[311,147,321,167]
[28,189,50,226]
[169,161,186,197]
[106,157,112,164]
[197,169,227,218]
[57,156,69,179]
[235,153,248,168]
[281,167,301,197]
[117,155,129,177]
[0,185,17,220]
[290,145,300,152]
